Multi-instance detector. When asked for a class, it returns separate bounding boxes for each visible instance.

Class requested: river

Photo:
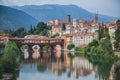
[16,50,120,80]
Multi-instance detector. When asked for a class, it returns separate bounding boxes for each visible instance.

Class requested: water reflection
[17,49,120,80]
[114,61,120,80]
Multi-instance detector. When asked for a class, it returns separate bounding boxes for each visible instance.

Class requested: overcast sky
[0,0,120,17]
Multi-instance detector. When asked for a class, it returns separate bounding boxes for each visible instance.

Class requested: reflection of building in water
[55,45,61,59]
[72,57,98,78]
[50,62,62,76]
[23,49,29,59]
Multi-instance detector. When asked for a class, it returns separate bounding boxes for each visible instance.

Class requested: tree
[88,39,99,47]
[2,41,20,73]
[67,44,75,50]
[34,22,50,36]
[12,27,27,37]
[0,61,3,78]
[114,62,120,80]
[62,24,66,31]
[99,37,113,55]
[51,33,59,38]
[44,45,49,51]
[114,20,120,50]
[28,25,34,34]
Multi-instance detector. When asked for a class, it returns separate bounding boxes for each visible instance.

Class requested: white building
[72,32,98,47]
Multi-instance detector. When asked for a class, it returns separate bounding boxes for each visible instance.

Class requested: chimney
[67,15,71,23]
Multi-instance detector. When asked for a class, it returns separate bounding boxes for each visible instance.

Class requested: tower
[67,15,71,23]
[94,14,98,23]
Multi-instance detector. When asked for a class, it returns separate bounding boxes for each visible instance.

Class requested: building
[73,32,98,47]
[0,34,9,44]
[61,32,98,48]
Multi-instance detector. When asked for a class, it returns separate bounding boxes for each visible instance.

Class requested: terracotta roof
[25,35,49,39]
[78,44,88,48]
[61,32,97,37]
[0,34,9,39]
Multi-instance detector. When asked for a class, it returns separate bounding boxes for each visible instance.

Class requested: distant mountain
[0,5,38,31]
[13,4,119,22]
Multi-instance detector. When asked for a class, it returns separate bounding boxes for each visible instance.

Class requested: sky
[0,0,120,17]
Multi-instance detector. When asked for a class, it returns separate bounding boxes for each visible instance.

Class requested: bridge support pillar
[50,45,55,58]
[28,45,34,59]
[40,46,44,58]
[61,45,64,61]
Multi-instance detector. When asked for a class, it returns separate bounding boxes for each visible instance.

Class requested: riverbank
[0,74,13,80]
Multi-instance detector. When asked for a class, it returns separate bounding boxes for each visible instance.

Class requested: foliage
[88,39,99,47]
[44,45,49,51]
[62,24,66,31]
[33,22,51,36]
[86,53,114,80]
[1,41,20,73]
[1,22,51,38]
[12,27,27,37]
[114,20,120,50]
[75,47,84,52]
[75,47,85,56]
[67,53,74,59]
[21,45,28,49]
[114,62,120,80]
[0,61,3,78]
[28,25,34,34]
[67,44,75,50]
[85,25,114,57]
[98,26,110,40]
[51,33,59,38]
[99,37,113,54]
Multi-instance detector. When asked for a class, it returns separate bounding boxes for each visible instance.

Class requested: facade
[0,34,9,44]
[61,32,98,48]
[73,32,98,47]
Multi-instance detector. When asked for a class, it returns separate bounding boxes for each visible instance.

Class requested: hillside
[13,4,119,22]
[0,5,38,30]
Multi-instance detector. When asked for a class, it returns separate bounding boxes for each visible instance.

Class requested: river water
[16,50,120,80]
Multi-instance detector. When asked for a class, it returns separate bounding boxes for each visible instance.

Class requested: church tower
[67,15,71,23]
[94,14,98,23]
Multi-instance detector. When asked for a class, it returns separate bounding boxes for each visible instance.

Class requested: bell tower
[94,14,98,23]
[67,15,71,23]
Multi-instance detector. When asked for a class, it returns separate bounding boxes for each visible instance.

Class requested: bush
[0,61,3,78]
[67,44,75,50]
[21,45,28,49]
[2,41,20,73]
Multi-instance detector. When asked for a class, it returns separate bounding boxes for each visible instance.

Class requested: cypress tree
[114,20,120,50]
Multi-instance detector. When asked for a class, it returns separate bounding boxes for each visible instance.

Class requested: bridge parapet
[9,38,64,47]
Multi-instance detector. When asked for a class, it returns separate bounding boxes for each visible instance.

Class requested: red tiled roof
[78,44,88,48]
[61,32,97,37]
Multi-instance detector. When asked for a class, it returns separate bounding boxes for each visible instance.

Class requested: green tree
[67,44,75,50]
[114,62,120,80]
[44,45,49,52]
[114,20,120,50]
[34,22,51,36]
[88,39,99,47]
[51,33,59,38]
[99,37,113,55]
[28,25,34,34]
[0,60,3,78]
[62,24,66,31]
[2,41,20,73]
[12,27,27,37]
